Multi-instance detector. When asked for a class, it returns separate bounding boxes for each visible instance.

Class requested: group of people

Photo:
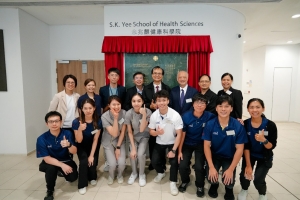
[36,66,277,200]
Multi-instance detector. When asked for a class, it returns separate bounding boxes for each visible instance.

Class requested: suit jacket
[169,85,198,115]
[200,89,218,114]
[48,90,80,126]
[77,93,102,117]
[144,82,171,112]
[99,85,126,109]
[217,87,243,119]
[124,85,145,111]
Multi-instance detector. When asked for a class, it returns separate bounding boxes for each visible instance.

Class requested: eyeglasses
[199,80,210,83]
[153,72,162,76]
[194,101,206,106]
[66,81,75,85]
[47,120,61,124]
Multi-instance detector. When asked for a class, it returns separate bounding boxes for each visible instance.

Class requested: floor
[0,122,300,200]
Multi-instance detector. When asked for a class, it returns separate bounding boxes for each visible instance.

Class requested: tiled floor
[0,122,300,200]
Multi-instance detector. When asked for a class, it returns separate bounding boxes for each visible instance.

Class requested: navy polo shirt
[202,117,248,159]
[72,118,102,152]
[77,93,102,117]
[36,129,75,162]
[182,110,216,146]
[245,118,268,159]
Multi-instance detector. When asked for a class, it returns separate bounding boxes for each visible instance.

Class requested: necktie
[180,89,184,107]
[156,85,159,93]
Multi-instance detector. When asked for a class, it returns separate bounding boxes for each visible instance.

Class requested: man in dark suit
[144,66,171,170]
[124,72,145,111]
[198,74,218,114]
[99,68,126,113]
[169,71,198,115]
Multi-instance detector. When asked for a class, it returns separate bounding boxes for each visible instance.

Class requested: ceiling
[0,0,299,52]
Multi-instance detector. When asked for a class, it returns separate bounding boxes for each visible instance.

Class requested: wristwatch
[116,146,121,149]
[263,139,268,145]
[68,143,72,148]
[171,149,176,154]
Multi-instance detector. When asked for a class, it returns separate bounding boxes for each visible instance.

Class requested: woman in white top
[125,93,152,186]
[48,74,80,133]
[101,95,126,185]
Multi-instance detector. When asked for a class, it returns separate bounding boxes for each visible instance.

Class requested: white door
[271,67,292,121]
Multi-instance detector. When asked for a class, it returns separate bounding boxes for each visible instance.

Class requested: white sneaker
[90,180,97,186]
[128,173,138,185]
[104,161,109,172]
[139,174,146,187]
[107,176,114,185]
[117,176,124,184]
[170,182,179,196]
[238,189,248,200]
[78,187,86,195]
[154,173,166,183]
[258,194,267,200]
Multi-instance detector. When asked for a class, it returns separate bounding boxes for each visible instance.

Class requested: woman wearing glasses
[101,95,127,185]
[48,74,80,133]
[125,93,152,186]
[72,98,102,195]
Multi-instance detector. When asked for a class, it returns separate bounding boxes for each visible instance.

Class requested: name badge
[226,130,235,136]
[118,118,124,124]
[259,130,268,136]
[226,90,232,95]
[91,129,98,135]
[186,98,192,103]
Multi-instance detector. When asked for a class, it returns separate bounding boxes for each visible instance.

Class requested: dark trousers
[77,148,98,189]
[206,155,236,189]
[239,156,272,195]
[179,143,205,187]
[152,143,178,182]
[149,136,166,166]
[39,160,78,192]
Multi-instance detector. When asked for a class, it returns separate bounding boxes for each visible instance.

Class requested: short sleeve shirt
[124,108,152,139]
[148,107,183,145]
[101,109,126,147]
[36,129,75,162]
[202,117,248,159]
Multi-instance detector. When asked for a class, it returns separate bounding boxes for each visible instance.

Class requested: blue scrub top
[36,129,75,161]
[245,117,268,159]
[77,93,102,117]
[202,117,248,159]
[72,118,102,152]
[182,110,216,146]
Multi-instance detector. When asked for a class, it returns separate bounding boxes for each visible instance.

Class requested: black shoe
[208,183,219,198]
[44,190,54,200]
[57,171,63,177]
[148,164,154,171]
[196,187,205,197]
[224,187,234,200]
[178,182,189,192]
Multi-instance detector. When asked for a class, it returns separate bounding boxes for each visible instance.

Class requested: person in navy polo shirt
[178,93,215,197]
[202,96,247,200]
[37,111,78,200]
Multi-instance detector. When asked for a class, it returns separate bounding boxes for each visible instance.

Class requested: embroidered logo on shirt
[189,124,193,127]
[47,145,52,148]
[213,132,218,135]
[247,132,251,135]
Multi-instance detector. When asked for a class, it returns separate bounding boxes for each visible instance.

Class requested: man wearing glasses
[37,111,78,200]
[198,74,218,114]
[144,66,171,170]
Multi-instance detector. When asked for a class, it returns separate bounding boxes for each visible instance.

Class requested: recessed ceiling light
[287,41,293,43]
[292,14,300,19]
[243,41,246,43]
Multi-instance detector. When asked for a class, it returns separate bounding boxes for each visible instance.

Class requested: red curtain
[102,36,213,88]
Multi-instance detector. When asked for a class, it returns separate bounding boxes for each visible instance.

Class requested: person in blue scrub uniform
[237,98,277,200]
[178,93,215,197]
[37,111,78,200]
[203,96,248,200]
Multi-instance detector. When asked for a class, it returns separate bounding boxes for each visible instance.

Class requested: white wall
[104,4,245,92]
[242,44,300,122]
[0,8,27,154]
[19,9,51,153]
[49,25,104,95]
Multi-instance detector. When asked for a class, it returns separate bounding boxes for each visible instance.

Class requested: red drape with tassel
[102,36,213,90]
